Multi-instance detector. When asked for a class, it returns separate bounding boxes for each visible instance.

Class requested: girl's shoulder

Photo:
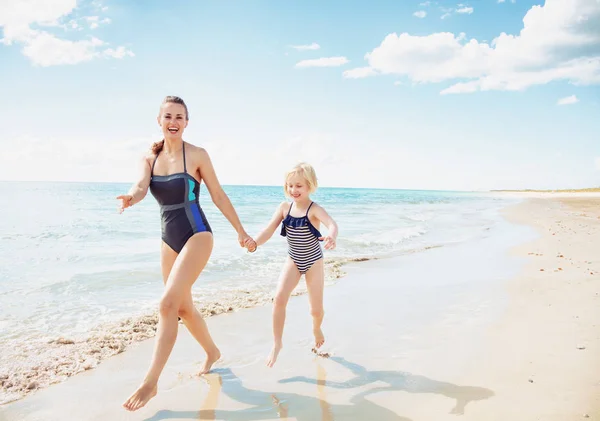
[278,201,292,214]
[308,201,324,212]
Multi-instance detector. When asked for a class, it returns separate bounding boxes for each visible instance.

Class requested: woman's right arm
[117,154,152,213]
[254,202,286,247]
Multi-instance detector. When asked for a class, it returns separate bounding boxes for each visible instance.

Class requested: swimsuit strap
[182,142,187,173]
[151,149,160,176]
[305,201,314,216]
[287,202,293,216]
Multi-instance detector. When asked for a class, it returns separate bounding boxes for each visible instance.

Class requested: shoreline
[0,254,371,405]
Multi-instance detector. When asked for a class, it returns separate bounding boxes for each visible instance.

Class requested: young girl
[254,163,338,367]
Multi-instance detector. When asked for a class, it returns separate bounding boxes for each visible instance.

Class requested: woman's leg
[123,232,213,411]
[267,257,301,368]
[304,258,325,348]
[160,241,220,374]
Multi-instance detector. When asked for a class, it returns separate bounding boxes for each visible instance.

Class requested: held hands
[244,238,257,253]
[238,232,257,253]
[319,235,337,250]
[116,194,133,214]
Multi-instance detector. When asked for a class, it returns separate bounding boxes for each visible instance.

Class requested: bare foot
[123,382,157,411]
[266,343,283,368]
[314,328,325,348]
[199,348,221,375]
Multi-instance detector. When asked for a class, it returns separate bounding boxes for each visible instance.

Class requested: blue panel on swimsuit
[188,179,196,201]
[191,203,206,231]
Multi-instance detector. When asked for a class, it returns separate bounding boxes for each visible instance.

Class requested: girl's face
[286,173,310,201]
[158,102,188,140]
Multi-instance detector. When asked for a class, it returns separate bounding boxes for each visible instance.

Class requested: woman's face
[158,102,188,140]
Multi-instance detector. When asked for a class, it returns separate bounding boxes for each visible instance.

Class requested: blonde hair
[284,162,318,196]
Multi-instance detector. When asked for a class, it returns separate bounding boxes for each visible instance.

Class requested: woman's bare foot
[123,382,157,411]
[266,342,283,368]
[199,348,221,375]
[314,328,325,348]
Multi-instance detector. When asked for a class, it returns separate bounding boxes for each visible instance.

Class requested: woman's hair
[151,96,189,155]
[284,162,318,196]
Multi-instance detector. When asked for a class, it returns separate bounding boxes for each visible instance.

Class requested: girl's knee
[273,294,290,309]
[310,308,324,319]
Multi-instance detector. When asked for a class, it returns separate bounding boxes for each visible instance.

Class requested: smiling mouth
[168,128,179,134]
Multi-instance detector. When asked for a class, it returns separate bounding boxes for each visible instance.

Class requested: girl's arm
[197,148,255,249]
[312,204,338,250]
[254,202,286,247]
[116,154,152,213]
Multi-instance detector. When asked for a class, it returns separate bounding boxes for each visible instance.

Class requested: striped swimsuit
[280,202,323,274]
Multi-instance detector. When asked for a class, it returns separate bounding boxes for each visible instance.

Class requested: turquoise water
[0,181,517,402]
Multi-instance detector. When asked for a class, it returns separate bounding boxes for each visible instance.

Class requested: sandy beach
[1,194,599,421]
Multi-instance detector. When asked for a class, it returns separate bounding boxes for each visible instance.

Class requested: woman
[117,96,256,411]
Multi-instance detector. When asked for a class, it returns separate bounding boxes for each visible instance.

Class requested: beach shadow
[143,364,411,421]
[279,356,494,415]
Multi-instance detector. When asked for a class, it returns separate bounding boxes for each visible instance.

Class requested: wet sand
[1,195,598,420]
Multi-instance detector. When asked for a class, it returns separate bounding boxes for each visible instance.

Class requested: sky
[0,0,599,191]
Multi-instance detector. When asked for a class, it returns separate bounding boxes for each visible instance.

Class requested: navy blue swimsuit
[280,202,323,274]
[149,142,212,253]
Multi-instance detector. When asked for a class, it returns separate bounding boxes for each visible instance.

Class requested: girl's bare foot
[267,342,283,368]
[123,382,157,411]
[199,348,221,375]
[314,328,325,348]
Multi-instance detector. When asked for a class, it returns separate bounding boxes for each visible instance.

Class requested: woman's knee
[177,301,196,320]
[159,294,180,317]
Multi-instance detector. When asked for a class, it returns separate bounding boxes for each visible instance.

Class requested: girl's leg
[123,232,213,411]
[267,257,301,367]
[305,258,325,348]
[160,242,220,374]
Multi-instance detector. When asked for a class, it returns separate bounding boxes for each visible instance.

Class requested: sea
[0,181,519,404]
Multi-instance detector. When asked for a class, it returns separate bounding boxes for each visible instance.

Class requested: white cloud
[85,15,110,29]
[439,4,474,19]
[456,6,474,14]
[296,56,349,68]
[342,66,378,78]
[498,0,506,3]
[290,42,320,51]
[104,46,134,59]
[0,0,132,66]
[414,10,427,18]
[343,0,600,94]
[557,95,579,105]
[420,1,431,6]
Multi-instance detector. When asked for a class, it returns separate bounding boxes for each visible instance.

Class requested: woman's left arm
[196,147,255,249]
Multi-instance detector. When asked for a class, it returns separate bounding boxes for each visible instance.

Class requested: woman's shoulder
[184,142,209,159]
[139,151,156,167]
